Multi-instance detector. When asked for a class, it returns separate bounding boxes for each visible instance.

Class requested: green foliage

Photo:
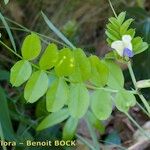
[114,90,136,112]
[106,11,149,55]
[21,33,41,60]
[46,78,69,112]
[55,48,75,76]
[39,43,59,70]
[63,117,78,140]
[24,70,49,103]
[68,83,89,118]
[70,48,91,82]
[10,60,32,87]
[91,89,112,120]
[37,108,69,131]
[104,60,124,89]
[87,111,105,134]
[7,9,150,143]
[89,55,109,87]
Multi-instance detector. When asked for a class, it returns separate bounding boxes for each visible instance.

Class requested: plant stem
[108,0,118,18]
[85,118,100,150]
[76,134,96,150]
[136,101,150,117]
[138,94,150,114]
[125,112,150,139]
[127,61,150,116]
[127,61,137,90]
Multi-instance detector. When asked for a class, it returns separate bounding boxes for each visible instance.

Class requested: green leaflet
[91,89,112,120]
[117,12,126,25]
[104,60,124,90]
[46,78,69,112]
[21,33,41,60]
[55,48,75,76]
[63,117,78,140]
[39,43,59,70]
[89,55,109,87]
[114,89,136,112]
[120,18,134,35]
[24,70,49,103]
[10,60,32,87]
[70,48,91,82]
[86,111,105,134]
[68,83,89,118]
[37,108,69,131]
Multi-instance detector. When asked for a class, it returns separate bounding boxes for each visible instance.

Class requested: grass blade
[0,12,16,51]
[41,11,76,49]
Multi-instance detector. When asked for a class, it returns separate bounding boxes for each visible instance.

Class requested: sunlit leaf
[55,48,75,76]
[70,48,91,82]
[10,60,32,87]
[21,33,41,60]
[68,83,89,118]
[24,70,49,103]
[37,108,69,131]
[39,43,59,70]
[91,89,112,120]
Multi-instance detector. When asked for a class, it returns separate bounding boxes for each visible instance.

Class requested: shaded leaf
[46,78,69,112]
[104,60,124,89]
[68,83,89,118]
[91,89,112,120]
[114,89,136,112]
[37,108,69,131]
[63,117,78,140]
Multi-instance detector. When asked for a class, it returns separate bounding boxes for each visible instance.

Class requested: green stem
[108,0,118,18]
[138,94,150,115]
[127,61,137,90]
[0,122,7,150]
[85,118,100,150]
[136,101,150,117]
[125,112,150,140]
[76,134,96,150]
